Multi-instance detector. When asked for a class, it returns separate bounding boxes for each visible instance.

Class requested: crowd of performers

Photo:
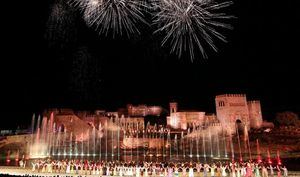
[26,159,288,177]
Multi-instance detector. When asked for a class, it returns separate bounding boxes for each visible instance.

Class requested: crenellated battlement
[247,100,260,104]
[215,94,246,98]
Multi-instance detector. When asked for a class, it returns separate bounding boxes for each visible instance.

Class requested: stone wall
[215,94,250,134]
[247,100,263,128]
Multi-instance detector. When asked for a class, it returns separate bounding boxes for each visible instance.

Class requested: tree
[275,111,299,126]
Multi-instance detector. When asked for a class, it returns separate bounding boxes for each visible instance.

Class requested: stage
[1,166,300,177]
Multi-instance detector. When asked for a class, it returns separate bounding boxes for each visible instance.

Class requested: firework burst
[151,0,234,60]
[69,0,148,37]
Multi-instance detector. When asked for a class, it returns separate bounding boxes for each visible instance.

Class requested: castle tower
[215,94,250,134]
[167,102,183,129]
[247,100,263,129]
[127,104,133,116]
[170,102,178,114]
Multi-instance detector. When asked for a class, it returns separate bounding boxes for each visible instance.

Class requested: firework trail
[151,0,233,60]
[45,0,78,49]
[69,0,148,37]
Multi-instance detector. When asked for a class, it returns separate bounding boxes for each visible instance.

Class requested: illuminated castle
[166,102,218,130]
[44,94,263,135]
[167,94,263,133]
[215,94,263,133]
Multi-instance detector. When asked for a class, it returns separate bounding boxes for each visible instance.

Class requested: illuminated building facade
[167,102,207,130]
[215,94,263,134]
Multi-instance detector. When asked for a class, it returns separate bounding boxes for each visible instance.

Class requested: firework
[151,0,233,60]
[45,0,78,49]
[70,0,148,37]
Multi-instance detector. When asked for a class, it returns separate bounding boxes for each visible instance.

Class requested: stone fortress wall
[215,94,263,134]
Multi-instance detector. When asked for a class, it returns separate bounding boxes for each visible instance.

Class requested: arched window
[219,101,225,107]
[60,124,65,132]
[171,108,175,113]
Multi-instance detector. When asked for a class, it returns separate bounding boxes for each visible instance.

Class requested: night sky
[2,0,299,129]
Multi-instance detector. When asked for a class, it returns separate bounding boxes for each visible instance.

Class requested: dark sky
[2,0,299,129]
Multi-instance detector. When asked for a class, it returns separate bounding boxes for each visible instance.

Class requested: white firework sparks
[69,0,148,37]
[151,0,234,60]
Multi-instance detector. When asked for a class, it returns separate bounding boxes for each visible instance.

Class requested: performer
[47,160,53,173]
[136,165,141,177]
[254,164,261,177]
[106,165,111,176]
[245,163,252,177]
[203,164,209,177]
[31,160,36,172]
[19,159,24,168]
[188,166,194,177]
[71,160,75,174]
[236,164,242,177]
[174,166,179,177]
[167,166,173,177]
[216,164,222,177]
[182,166,187,177]
[113,166,117,176]
[66,161,71,173]
[281,166,288,177]
[241,164,246,177]
[221,164,227,177]
[276,165,281,177]
[75,161,79,174]
[230,162,236,177]
[144,166,149,177]
[267,165,274,177]
[261,165,268,177]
